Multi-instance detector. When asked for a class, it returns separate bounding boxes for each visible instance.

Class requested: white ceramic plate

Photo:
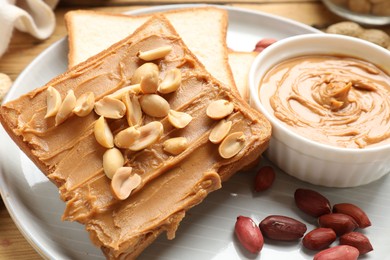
[1,4,389,260]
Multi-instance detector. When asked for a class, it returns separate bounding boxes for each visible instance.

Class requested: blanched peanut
[158,68,181,94]
[114,126,141,149]
[108,84,141,99]
[45,86,62,118]
[73,92,94,117]
[94,96,126,119]
[218,132,246,159]
[111,167,141,200]
[128,121,164,151]
[163,137,188,155]
[94,116,114,148]
[168,110,192,128]
[206,99,234,120]
[131,63,159,94]
[138,46,172,61]
[209,119,232,144]
[122,92,143,126]
[55,89,76,126]
[103,147,124,179]
[139,94,170,118]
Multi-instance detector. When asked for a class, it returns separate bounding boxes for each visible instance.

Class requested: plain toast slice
[228,51,258,102]
[65,7,236,90]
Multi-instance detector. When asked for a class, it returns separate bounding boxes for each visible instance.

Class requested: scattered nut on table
[358,29,390,48]
[326,21,364,37]
[326,21,390,50]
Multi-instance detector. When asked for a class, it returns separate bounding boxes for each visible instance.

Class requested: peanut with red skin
[333,203,371,228]
[318,213,358,236]
[294,188,331,217]
[314,245,360,260]
[259,215,307,241]
[340,232,373,255]
[253,38,277,52]
[254,166,275,192]
[302,228,337,251]
[235,216,264,254]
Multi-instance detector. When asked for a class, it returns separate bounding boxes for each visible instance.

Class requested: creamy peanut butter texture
[0,16,270,259]
[259,55,390,148]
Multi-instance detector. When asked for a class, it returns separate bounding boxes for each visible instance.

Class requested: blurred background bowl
[322,0,390,26]
[249,34,390,187]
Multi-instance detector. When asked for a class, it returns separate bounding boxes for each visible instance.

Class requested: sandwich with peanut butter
[0,14,271,259]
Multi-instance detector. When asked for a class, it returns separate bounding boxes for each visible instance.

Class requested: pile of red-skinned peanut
[234,166,373,260]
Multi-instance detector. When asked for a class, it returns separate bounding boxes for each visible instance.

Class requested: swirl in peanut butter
[259,55,390,148]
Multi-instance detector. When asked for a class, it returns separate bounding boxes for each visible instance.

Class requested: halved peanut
[163,137,188,155]
[218,132,246,159]
[111,167,141,200]
[94,116,114,148]
[108,84,141,99]
[168,110,192,128]
[55,89,76,126]
[206,99,234,120]
[209,119,232,144]
[140,73,159,94]
[132,63,157,84]
[94,96,126,119]
[128,121,163,151]
[103,147,124,179]
[45,86,62,118]
[138,46,172,61]
[131,63,159,94]
[114,126,141,149]
[139,94,170,118]
[73,92,95,117]
[158,68,181,94]
[122,92,143,126]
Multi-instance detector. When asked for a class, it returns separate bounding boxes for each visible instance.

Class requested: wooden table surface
[0,1,389,259]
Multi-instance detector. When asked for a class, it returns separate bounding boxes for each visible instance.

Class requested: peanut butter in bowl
[249,33,390,187]
[258,55,390,149]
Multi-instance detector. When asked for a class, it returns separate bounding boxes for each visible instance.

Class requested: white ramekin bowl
[249,34,390,187]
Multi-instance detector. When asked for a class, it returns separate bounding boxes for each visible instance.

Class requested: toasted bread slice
[65,7,236,90]
[0,15,271,259]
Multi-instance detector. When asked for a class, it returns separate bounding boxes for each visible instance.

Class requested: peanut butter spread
[259,55,390,148]
[0,16,270,259]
